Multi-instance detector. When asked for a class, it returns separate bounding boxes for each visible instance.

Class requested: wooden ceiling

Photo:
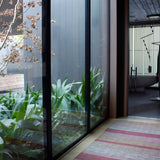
[130,0,160,25]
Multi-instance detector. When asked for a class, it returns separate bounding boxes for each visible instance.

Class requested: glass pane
[0,1,44,160]
[90,0,109,127]
[51,0,86,156]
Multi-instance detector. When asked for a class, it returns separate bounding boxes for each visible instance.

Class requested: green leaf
[0,137,4,149]
[22,149,43,158]
[16,102,28,121]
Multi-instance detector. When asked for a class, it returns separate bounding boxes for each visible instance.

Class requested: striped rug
[75,119,160,160]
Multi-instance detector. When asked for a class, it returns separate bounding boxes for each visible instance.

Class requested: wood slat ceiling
[130,0,160,25]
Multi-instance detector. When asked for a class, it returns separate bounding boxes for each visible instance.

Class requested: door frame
[109,0,129,118]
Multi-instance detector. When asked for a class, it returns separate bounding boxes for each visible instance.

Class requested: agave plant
[70,75,85,113]
[51,79,73,111]
[90,67,104,114]
[70,67,104,114]
[0,84,44,160]
[51,79,83,111]
[0,67,104,159]
[51,79,85,127]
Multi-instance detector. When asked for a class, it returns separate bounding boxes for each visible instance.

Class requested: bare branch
[0,1,43,75]
[0,62,8,73]
[0,0,20,50]
[0,59,9,73]
[0,0,4,8]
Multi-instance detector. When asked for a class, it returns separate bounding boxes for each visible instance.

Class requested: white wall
[129,26,160,76]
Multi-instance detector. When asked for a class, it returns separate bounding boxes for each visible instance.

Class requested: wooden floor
[58,117,160,160]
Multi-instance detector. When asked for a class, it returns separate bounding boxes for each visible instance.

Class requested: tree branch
[0,60,9,73]
[0,0,20,50]
[0,0,4,8]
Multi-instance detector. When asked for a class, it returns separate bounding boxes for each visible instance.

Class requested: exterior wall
[51,0,85,84]
[22,0,110,91]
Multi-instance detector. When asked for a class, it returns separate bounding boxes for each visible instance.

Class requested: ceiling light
[147,14,160,19]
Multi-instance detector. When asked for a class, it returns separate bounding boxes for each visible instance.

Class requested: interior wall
[129,26,160,76]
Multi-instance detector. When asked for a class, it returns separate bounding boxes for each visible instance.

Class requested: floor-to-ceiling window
[0,0,110,159]
[0,1,45,159]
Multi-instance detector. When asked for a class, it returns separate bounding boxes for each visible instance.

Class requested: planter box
[0,74,24,91]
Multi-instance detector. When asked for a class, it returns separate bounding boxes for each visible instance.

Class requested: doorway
[128,0,160,118]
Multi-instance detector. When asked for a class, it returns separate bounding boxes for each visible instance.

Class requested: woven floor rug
[75,119,160,160]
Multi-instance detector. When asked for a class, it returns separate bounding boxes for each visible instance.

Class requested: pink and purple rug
[75,119,160,160]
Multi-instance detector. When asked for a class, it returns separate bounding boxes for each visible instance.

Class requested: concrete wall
[22,0,110,90]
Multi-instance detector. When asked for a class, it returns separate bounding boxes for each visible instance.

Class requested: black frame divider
[85,0,91,132]
[42,0,52,159]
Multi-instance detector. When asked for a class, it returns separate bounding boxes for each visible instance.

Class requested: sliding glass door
[0,0,110,159]
[51,0,86,156]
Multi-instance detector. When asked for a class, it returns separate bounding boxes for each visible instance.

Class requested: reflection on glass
[90,0,109,127]
[0,1,44,160]
[51,0,86,156]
